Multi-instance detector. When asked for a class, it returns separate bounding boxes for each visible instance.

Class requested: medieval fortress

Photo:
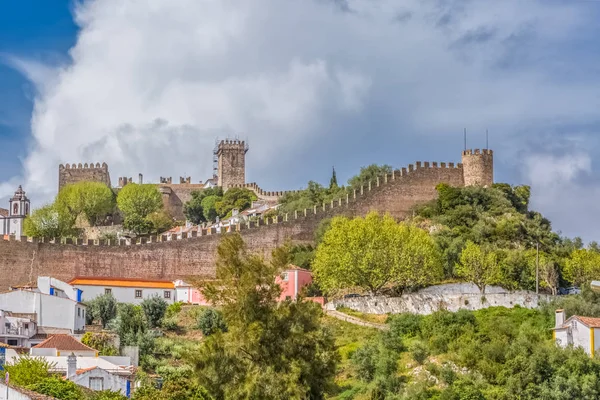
[0,141,493,290]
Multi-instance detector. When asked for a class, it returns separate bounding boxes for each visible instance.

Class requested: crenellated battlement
[462,149,493,156]
[229,182,299,199]
[59,162,108,170]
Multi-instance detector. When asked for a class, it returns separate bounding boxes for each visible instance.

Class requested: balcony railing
[0,326,31,337]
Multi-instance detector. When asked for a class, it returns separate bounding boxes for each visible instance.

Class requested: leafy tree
[184,187,224,224]
[313,212,442,294]
[91,391,128,400]
[141,295,168,328]
[146,210,175,234]
[86,293,118,328]
[27,377,84,400]
[23,204,76,238]
[565,249,600,286]
[455,241,499,294]
[194,234,339,400]
[117,184,163,234]
[214,187,257,218]
[81,332,118,356]
[55,181,115,226]
[4,356,54,387]
[201,195,220,222]
[197,309,227,336]
[347,164,392,189]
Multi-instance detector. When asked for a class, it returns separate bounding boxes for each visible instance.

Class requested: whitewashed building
[0,186,30,237]
[0,311,36,348]
[0,277,86,339]
[69,277,175,305]
[553,309,600,356]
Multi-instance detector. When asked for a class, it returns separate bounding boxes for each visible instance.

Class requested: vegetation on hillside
[183,187,257,224]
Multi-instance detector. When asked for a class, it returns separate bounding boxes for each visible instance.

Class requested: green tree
[194,234,339,400]
[146,210,175,234]
[329,167,338,190]
[4,356,54,387]
[313,212,442,294]
[117,184,163,234]
[455,241,500,294]
[565,249,600,286]
[184,187,224,224]
[55,181,115,226]
[201,195,220,222]
[141,295,168,328]
[215,188,257,218]
[347,164,392,189]
[23,204,76,238]
[87,293,118,328]
[81,332,118,356]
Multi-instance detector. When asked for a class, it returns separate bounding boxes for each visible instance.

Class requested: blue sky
[2,0,600,240]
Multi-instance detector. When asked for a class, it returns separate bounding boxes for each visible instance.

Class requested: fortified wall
[58,163,111,191]
[0,150,494,291]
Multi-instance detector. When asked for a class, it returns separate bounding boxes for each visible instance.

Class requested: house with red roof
[553,309,600,356]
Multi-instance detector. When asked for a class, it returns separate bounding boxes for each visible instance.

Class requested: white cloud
[3,0,600,238]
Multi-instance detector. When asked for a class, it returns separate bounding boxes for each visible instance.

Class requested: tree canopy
[117,184,165,234]
[55,181,116,226]
[23,204,77,238]
[313,212,442,294]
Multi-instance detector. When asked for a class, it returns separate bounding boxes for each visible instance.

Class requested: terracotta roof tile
[33,335,96,352]
[76,366,98,375]
[575,316,600,328]
[68,277,174,289]
[0,208,8,217]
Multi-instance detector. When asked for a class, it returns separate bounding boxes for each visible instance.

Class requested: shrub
[197,309,227,336]
[411,342,429,365]
[91,390,128,400]
[4,356,54,387]
[141,295,169,328]
[28,377,84,400]
[352,342,378,382]
[81,332,118,356]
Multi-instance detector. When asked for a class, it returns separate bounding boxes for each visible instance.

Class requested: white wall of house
[555,328,569,348]
[594,328,600,356]
[0,383,34,400]
[38,277,80,301]
[72,367,130,395]
[75,285,175,305]
[0,291,85,333]
[175,286,190,303]
[30,348,97,357]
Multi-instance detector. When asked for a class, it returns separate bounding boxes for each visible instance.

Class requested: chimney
[555,309,565,328]
[138,173,143,184]
[67,353,77,380]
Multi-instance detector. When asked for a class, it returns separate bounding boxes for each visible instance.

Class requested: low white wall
[0,383,41,400]
[326,291,553,315]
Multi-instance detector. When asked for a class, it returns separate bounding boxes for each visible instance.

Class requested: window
[7,339,17,346]
[77,308,81,317]
[24,323,29,330]
[12,204,18,215]
[89,377,104,391]
[164,291,171,299]
[135,290,143,298]
[281,272,289,282]
[104,288,112,295]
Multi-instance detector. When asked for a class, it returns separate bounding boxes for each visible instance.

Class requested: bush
[81,332,118,356]
[197,309,227,336]
[161,315,180,331]
[4,356,54,387]
[86,293,118,328]
[91,390,128,400]
[352,342,377,382]
[141,295,168,328]
[411,342,429,365]
[27,377,84,400]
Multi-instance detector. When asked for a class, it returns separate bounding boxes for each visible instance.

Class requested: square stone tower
[58,162,111,191]
[217,139,248,189]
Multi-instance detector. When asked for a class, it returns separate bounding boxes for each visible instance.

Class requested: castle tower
[58,162,111,191]
[462,149,494,187]
[217,139,248,189]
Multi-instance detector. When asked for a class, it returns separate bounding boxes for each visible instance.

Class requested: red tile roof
[0,208,8,217]
[68,277,174,289]
[33,335,96,352]
[76,366,97,375]
[574,316,600,328]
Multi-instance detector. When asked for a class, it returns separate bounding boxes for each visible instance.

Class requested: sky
[1,0,600,241]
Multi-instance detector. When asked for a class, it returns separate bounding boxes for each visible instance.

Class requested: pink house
[275,266,313,301]
[174,266,314,305]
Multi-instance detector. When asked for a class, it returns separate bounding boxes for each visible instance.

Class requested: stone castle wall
[58,163,111,191]
[462,149,493,187]
[0,161,466,290]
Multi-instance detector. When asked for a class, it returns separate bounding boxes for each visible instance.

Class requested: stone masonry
[0,151,494,291]
[58,163,111,191]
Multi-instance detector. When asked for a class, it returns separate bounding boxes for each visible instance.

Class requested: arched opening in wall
[13,204,18,215]
[25,204,29,215]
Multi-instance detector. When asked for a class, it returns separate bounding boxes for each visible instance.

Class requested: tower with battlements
[216,139,248,189]
[58,163,111,191]
[461,149,494,187]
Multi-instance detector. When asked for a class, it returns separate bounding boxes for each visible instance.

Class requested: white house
[0,311,36,348]
[553,309,600,356]
[5,334,134,397]
[0,277,86,339]
[69,277,175,305]
[0,185,30,238]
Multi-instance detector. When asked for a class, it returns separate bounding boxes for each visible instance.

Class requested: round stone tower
[462,149,494,187]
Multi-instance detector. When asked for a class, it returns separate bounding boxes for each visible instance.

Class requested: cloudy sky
[1,0,600,241]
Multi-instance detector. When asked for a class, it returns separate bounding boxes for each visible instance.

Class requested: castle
[0,145,494,290]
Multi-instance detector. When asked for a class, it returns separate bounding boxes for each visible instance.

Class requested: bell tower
[8,185,30,237]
